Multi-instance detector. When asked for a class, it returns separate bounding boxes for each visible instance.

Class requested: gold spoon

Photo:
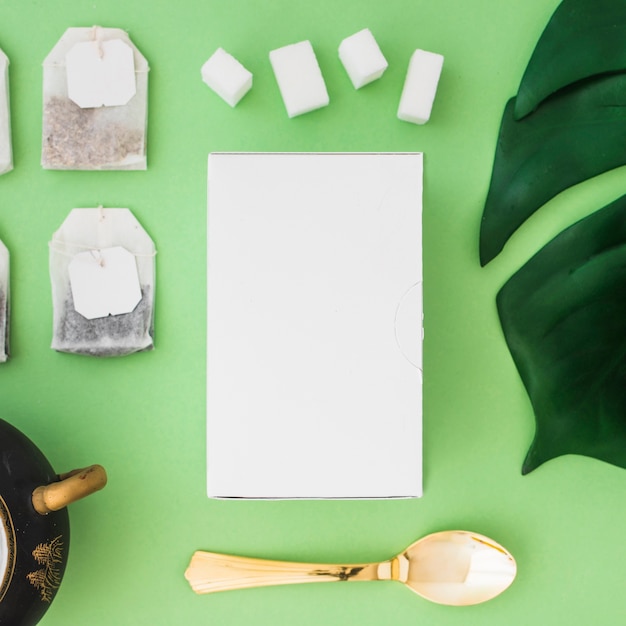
[184,530,516,606]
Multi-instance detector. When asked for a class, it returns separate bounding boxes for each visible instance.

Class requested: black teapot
[0,418,106,625]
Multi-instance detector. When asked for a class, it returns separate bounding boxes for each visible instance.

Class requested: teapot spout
[32,465,107,515]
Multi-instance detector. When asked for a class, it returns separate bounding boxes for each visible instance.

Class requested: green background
[1,0,625,624]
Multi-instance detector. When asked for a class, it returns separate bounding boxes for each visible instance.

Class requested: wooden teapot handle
[32,465,107,514]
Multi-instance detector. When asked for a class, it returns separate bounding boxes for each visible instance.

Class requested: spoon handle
[185,551,385,594]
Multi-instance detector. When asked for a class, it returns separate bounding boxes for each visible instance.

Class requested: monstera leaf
[481,0,626,474]
[479,72,626,266]
[515,0,626,120]
[497,195,626,474]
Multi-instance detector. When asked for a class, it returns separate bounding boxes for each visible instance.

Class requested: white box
[338,28,388,89]
[201,48,252,107]
[269,40,329,117]
[398,49,444,125]
[207,152,423,499]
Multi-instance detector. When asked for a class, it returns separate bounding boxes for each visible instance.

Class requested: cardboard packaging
[207,152,423,498]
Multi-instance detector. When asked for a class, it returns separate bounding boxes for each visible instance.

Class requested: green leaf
[515,0,626,120]
[496,194,626,474]
[479,72,626,266]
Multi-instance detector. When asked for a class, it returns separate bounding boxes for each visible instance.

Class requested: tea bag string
[48,240,157,258]
[92,25,104,59]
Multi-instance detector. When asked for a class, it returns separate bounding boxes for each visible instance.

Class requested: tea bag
[49,208,156,356]
[42,27,149,170]
[0,239,9,362]
[0,48,12,175]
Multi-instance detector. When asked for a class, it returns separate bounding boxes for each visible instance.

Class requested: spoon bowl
[185,530,516,606]
[401,530,516,605]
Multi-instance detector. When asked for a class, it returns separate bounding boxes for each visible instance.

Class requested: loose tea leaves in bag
[0,239,9,362]
[49,208,156,356]
[0,48,12,175]
[42,27,149,170]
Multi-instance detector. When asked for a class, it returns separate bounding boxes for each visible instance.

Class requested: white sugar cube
[338,28,388,89]
[201,48,252,107]
[397,49,444,125]
[269,40,329,117]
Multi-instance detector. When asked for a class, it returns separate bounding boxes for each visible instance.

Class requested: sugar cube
[338,28,388,89]
[397,49,444,125]
[201,48,252,107]
[269,40,329,117]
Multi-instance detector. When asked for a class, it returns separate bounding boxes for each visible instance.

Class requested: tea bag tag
[65,38,136,108]
[69,247,142,319]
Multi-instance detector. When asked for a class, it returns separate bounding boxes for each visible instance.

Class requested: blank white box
[207,152,423,499]
[269,40,329,117]
[201,48,252,107]
[398,49,444,125]
[338,28,388,89]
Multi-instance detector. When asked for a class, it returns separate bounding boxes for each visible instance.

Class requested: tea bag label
[69,247,142,320]
[66,39,136,108]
